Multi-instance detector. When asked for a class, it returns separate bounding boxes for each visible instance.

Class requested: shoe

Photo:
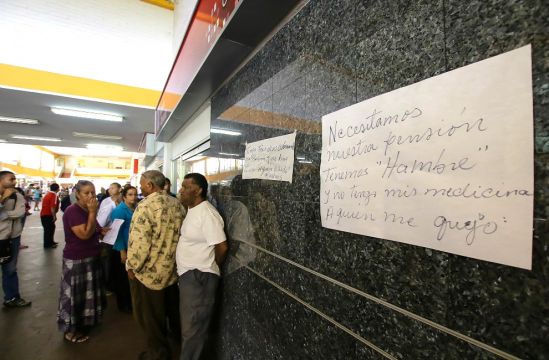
[3,297,32,308]
[19,245,29,249]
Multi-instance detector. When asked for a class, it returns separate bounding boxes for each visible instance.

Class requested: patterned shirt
[127,191,185,290]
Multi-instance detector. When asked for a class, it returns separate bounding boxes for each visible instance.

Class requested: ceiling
[0,87,155,153]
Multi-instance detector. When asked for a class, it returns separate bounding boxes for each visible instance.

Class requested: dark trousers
[40,215,55,248]
[178,270,219,360]
[130,278,180,360]
[110,250,131,311]
[100,243,113,291]
[1,236,21,301]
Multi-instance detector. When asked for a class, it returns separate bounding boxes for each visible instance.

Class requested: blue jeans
[1,236,21,301]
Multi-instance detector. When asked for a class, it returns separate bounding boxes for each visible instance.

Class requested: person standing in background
[97,182,121,293]
[110,185,137,313]
[164,178,177,197]
[32,185,42,211]
[41,183,60,249]
[97,183,121,227]
[0,171,31,308]
[15,187,31,250]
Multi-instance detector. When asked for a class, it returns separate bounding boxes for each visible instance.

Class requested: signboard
[320,45,534,269]
[155,0,242,133]
[243,132,296,182]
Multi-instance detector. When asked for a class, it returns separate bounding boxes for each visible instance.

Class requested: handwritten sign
[243,132,296,182]
[320,45,534,269]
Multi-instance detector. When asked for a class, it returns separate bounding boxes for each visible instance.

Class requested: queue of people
[1,169,230,360]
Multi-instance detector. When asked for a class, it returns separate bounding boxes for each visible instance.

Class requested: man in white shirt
[176,173,228,360]
[96,182,121,292]
[96,182,121,227]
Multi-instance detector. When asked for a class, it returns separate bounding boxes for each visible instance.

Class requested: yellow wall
[0,63,161,108]
[0,162,55,178]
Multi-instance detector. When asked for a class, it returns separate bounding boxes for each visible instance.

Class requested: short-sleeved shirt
[127,192,185,290]
[176,200,226,276]
[40,192,58,217]
[62,204,100,260]
[97,197,117,227]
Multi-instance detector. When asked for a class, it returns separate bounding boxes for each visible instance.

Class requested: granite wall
[205,0,549,358]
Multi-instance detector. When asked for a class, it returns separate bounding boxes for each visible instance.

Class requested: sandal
[64,332,89,343]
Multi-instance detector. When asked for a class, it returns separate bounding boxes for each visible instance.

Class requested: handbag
[0,238,12,265]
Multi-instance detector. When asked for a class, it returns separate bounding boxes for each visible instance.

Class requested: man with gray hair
[127,170,185,360]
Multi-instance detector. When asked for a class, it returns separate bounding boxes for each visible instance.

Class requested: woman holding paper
[57,180,108,343]
[110,185,137,313]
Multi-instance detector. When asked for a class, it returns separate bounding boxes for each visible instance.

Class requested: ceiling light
[86,144,124,152]
[10,135,61,142]
[73,132,123,140]
[0,139,6,143]
[211,128,241,136]
[0,116,40,125]
[51,107,124,122]
[218,152,240,157]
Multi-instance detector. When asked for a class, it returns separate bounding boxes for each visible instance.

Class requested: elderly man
[127,170,185,360]
[177,173,228,360]
[0,171,31,308]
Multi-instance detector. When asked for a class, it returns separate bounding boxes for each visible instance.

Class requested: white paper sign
[320,45,534,269]
[243,132,296,182]
[101,218,125,246]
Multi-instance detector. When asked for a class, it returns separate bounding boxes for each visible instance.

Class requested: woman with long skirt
[57,180,108,343]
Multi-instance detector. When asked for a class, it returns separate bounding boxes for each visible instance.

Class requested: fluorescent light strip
[11,135,61,142]
[73,132,123,140]
[86,144,124,152]
[0,139,6,143]
[51,107,124,122]
[0,116,40,125]
[218,152,240,157]
[211,128,241,136]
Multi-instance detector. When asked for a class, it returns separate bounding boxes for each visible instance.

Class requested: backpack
[0,193,18,264]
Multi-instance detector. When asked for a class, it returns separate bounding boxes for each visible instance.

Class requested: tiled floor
[0,211,179,360]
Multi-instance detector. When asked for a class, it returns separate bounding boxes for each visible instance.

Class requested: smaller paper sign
[243,132,296,182]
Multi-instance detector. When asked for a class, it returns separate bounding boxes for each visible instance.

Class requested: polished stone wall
[206,0,549,358]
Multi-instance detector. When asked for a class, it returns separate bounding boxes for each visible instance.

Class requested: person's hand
[87,198,99,213]
[100,227,110,237]
[120,250,127,264]
[127,269,136,280]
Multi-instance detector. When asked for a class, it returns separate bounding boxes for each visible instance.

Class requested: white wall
[0,0,174,90]
[171,102,211,160]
